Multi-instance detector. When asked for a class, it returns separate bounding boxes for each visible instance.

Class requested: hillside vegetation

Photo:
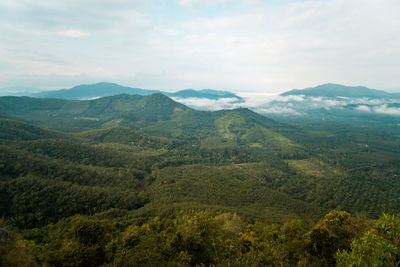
[1,93,400,266]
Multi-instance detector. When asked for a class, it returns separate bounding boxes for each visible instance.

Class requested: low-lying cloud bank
[355,104,400,116]
[171,97,240,111]
[172,94,400,116]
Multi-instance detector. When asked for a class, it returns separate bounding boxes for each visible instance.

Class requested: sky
[1,0,400,93]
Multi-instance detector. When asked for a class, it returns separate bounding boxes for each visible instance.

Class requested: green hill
[1,93,400,266]
[77,127,174,149]
[0,119,65,140]
[0,93,188,131]
[0,94,286,144]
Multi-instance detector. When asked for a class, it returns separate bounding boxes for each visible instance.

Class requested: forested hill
[0,93,283,140]
[1,93,400,266]
[0,93,189,131]
[0,92,399,220]
[0,118,67,140]
[0,93,188,119]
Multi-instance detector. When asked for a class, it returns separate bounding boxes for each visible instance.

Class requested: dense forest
[1,93,400,266]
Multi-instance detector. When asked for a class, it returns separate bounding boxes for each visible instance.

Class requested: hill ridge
[28,82,244,102]
[281,83,400,98]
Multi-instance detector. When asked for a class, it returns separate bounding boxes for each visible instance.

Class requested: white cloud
[255,106,301,115]
[183,15,250,30]
[355,105,372,112]
[356,104,400,116]
[171,93,308,114]
[179,0,261,7]
[179,0,232,7]
[170,92,400,117]
[374,105,400,116]
[57,29,88,38]
[171,97,240,111]
[171,94,303,115]
[1,0,400,91]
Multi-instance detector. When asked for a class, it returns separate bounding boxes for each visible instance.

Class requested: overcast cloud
[1,0,399,92]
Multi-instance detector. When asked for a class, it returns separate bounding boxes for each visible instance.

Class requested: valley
[1,92,400,266]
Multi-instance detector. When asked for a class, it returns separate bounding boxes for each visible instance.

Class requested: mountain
[0,93,322,223]
[1,93,400,222]
[265,83,400,126]
[0,93,192,132]
[0,118,66,140]
[281,83,400,98]
[165,89,241,100]
[32,82,158,99]
[1,92,400,266]
[30,82,244,102]
[0,93,289,146]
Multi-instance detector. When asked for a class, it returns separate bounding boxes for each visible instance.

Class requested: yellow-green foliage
[0,241,41,267]
[287,158,344,178]
[6,210,395,267]
[214,112,298,150]
[336,214,400,266]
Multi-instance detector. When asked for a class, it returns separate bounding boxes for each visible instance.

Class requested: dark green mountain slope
[1,92,400,267]
[0,118,65,140]
[0,93,399,220]
[0,94,288,145]
[281,83,400,98]
[0,108,326,228]
[0,93,190,131]
[77,127,175,149]
[0,93,187,119]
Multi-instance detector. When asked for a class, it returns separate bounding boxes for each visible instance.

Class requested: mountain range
[1,91,399,217]
[2,82,399,101]
[1,91,400,266]
[281,83,400,98]
[28,82,244,102]
[0,93,289,149]
[3,82,400,127]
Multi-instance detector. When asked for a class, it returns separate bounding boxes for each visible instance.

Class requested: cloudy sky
[1,0,400,93]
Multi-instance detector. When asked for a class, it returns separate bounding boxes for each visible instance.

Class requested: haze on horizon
[1,0,400,93]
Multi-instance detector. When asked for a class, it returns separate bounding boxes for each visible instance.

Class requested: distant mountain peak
[281,83,400,99]
[29,82,243,102]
